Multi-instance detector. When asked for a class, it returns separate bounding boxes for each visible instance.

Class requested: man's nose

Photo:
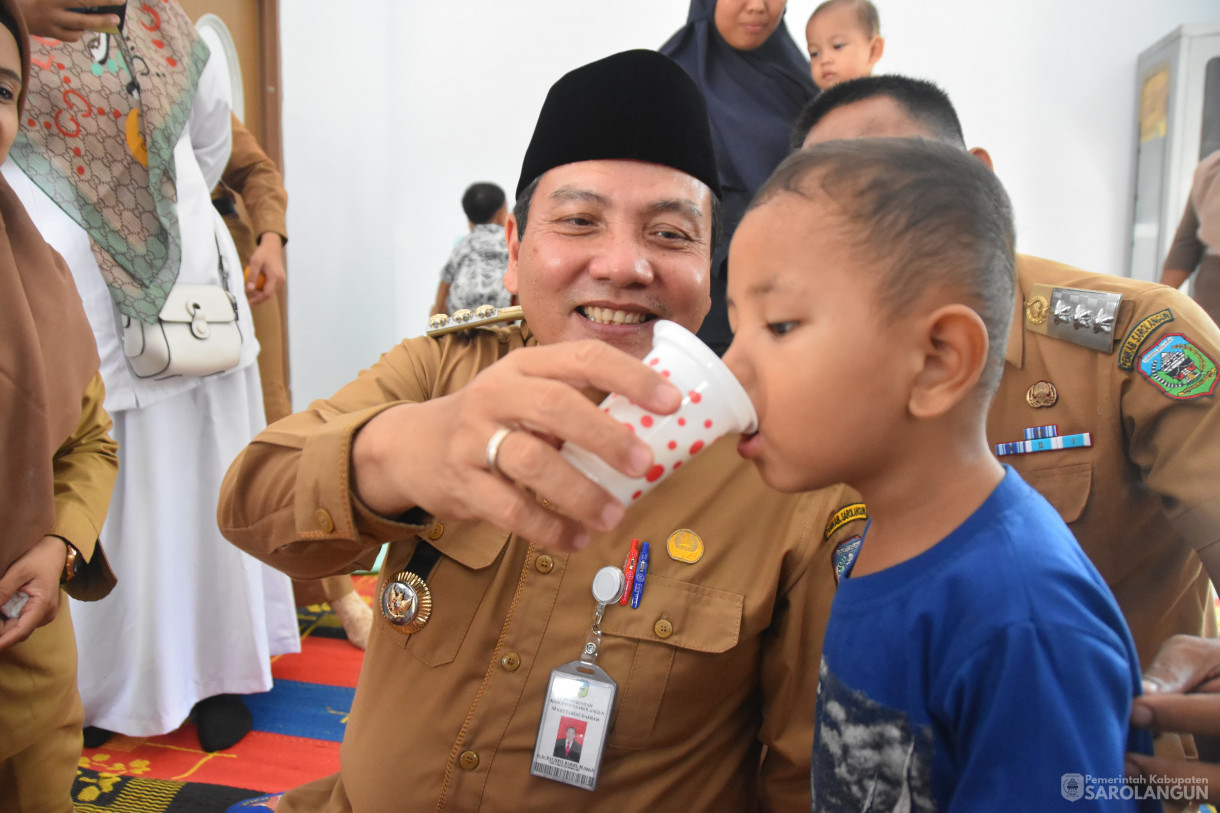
[589,231,655,286]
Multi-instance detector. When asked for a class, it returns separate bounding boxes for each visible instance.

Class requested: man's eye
[767,321,797,337]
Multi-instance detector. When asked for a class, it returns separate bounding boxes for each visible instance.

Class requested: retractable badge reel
[530,566,623,791]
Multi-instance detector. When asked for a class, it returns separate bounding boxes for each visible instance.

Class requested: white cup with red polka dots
[561,320,758,506]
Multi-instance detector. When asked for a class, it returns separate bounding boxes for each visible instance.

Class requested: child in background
[805,0,884,90]
[723,139,1157,810]
[431,182,512,316]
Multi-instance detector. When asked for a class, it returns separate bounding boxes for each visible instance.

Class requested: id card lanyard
[530,566,624,791]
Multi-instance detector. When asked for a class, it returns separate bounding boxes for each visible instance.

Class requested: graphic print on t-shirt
[813,658,937,811]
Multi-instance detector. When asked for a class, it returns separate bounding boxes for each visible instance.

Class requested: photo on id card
[530,662,616,791]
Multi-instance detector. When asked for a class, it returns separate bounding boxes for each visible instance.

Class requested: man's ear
[969,146,994,172]
[503,213,521,295]
[869,35,885,66]
[908,304,989,419]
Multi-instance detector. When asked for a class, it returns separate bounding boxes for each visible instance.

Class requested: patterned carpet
[70,575,374,812]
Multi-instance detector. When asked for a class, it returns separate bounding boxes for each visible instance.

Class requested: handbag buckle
[186,299,211,339]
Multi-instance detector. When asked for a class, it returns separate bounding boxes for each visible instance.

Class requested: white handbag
[120,244,243,379]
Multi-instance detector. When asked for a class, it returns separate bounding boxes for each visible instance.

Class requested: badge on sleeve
[1137,333,1218,400]
[832,536,863,585]
[824,503,868,541]
[1118,308,1174,371]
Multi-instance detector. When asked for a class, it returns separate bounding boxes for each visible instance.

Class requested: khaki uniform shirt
[1,372,117,760]
[220,325,858,812]
[989,255,1220,667]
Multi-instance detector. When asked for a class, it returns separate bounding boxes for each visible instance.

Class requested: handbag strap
[215,236,239,321]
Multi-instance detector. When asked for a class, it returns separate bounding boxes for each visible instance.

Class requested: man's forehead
[802,96,931,147]
[535,159,713,211]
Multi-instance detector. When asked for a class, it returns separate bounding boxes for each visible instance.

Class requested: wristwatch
[62,543,81,584]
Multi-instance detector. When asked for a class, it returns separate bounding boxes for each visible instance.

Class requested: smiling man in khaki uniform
[219,50,856,812]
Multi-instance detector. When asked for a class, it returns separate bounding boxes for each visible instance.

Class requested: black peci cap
[516,49,721,200]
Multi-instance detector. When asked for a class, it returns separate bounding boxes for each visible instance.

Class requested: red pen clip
[621,538,640,605]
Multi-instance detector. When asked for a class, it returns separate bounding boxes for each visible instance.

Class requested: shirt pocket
[1016,461,1092,522]
[598,574,744,748]
[375,523,507,667]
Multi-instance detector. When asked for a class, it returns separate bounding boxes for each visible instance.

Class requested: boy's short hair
[754,138,1015,395]
[809,0,880,37]
[461,182,507,224]
[790,75,966,151]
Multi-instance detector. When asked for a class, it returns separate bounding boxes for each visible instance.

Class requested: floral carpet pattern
[69,575,374,812]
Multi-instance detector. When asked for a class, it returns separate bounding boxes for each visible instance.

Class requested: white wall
[281,1,1219,410]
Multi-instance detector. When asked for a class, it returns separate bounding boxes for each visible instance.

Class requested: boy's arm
[941,623,1148,811]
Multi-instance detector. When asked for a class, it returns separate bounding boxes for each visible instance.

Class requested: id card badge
[530,660,617,790]
[530,565,624,791]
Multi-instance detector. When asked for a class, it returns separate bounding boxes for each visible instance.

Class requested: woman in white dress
[3,0,298,751]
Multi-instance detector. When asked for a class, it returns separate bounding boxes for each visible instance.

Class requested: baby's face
[805,5,883,90]
[724,194,916,494]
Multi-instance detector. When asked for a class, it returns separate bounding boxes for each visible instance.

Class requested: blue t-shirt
[814,468,1158,811]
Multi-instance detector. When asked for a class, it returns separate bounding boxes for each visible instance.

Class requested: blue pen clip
[630,542,650,608]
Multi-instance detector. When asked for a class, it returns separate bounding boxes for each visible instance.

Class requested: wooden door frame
[257,0,283,170]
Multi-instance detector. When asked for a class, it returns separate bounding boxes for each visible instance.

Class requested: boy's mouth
[579,306,655,326]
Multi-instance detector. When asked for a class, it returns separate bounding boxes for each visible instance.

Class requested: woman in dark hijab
[661,0,818,354]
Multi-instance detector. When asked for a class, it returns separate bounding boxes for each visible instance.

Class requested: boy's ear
[908,304,989,420]
[969,147,994,172]
[868,35,885,66]
[503,214,521,295]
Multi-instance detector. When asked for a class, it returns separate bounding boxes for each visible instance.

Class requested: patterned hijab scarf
[0,0,101,576]
[10,0,210,323]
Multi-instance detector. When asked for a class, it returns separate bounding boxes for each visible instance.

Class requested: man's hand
[1126,635,1220,800]
[17,0,118,41]
[245,232,285,306]
[0,535,66,651]
[351,340,682,553]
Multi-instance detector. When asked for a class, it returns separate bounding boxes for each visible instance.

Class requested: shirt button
[459,750,479,770]
[428,522,444,540]
[314,509,334,533]
[535,554,554,574]
[654,618,673,639]
[501,652,521,672]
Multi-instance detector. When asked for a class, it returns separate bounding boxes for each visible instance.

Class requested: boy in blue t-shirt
[723,138,1158,811]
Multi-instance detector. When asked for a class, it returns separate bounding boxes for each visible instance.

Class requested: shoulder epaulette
[427,305,523,337]
[1023,284,1122,353]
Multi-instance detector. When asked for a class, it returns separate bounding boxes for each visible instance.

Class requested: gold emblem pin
[380,571,433,635]
[667,529,705,564]
[1024,295,1049,326]
[1026,380,1058,408]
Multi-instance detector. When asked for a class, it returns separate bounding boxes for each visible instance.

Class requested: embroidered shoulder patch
[1137,333,1218,400]
[832,536,863,585]
[1118,308,1174,371]
[824,503,868,540]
